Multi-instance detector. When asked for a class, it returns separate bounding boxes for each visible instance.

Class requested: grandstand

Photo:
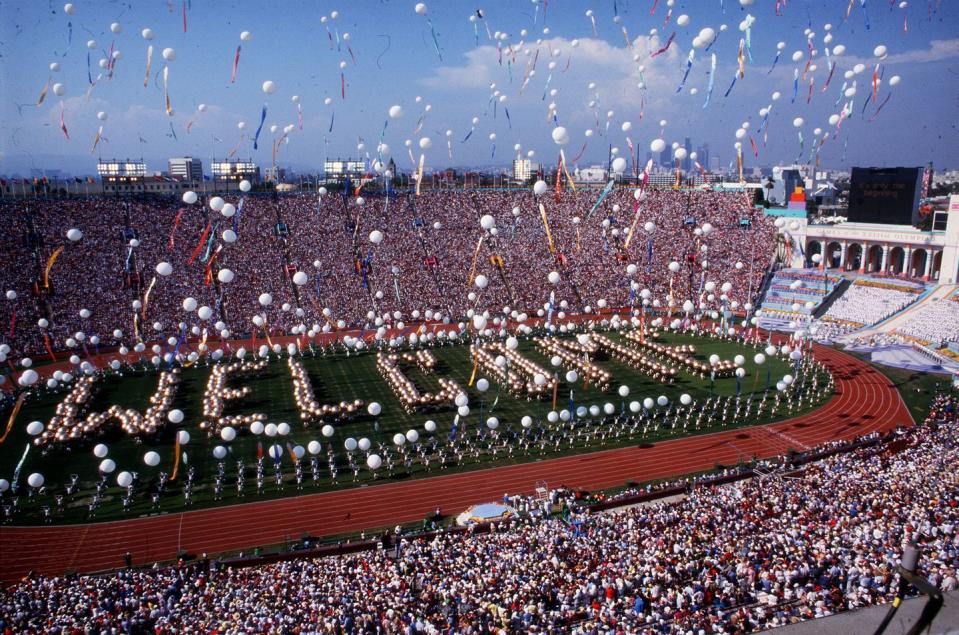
[1,396,954,633]
[0,189,775,357]
[756,269,843,331]
[812,277,926,341]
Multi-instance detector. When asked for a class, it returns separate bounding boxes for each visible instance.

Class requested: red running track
[0,344,912,582]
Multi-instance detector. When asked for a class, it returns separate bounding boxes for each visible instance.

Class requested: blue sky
[1,0,957,176]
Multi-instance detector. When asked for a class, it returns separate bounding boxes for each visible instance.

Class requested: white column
[839,241,848,269]
[880,244,889,273]
[923,250,933,280]
[903,247,913,277]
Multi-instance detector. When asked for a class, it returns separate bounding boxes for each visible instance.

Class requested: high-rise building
[659,148,671,168]
[697,144,710,172]
[168,157,203,182]
[682,137,692,172]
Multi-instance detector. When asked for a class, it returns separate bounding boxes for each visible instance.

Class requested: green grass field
[0,330,826,524]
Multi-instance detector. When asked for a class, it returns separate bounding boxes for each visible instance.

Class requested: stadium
[1,1,957,633]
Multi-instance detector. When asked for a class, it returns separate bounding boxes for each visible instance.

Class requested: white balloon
[94,443,109,458]
[551,126,570,145]
[27,473,45,488]
[162,48,176,61]
[99,458,116,474]
[143,451,161,467]
[262,80,277,94]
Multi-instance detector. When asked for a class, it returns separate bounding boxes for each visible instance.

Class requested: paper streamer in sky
[253,104,267,150]
[723,73,737,98]
[90,125,103,153]
[767,49,782,75]
[231,45,241,83]
[144,45,153,88]
[791,68,799,103]
[59,101,70,140]
[868,93,892,123]
[584,180,616,221]
[37,78,50,106]
[651,32,675,57]
[163,65,173,116]
[704,53,717,107]
[675,50,695,93]
[426,18,443,60]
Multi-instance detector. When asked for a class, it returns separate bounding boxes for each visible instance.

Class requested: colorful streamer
[144,45,154,88]
[253,104,267,150]
[90,125,104,153]
[140,276,157,320]
[868,93,892,122]
[767,49,782,75]
[675,50,695,93]
[426,18,443,60]
[231,45,241,83]
[37,78,50,106]
[59,102,70,140]
[737,39,746,78]
[703,53,717,108]
[0,392,30,447]
[168,210,183,249]
[539,203,556,254]
[584,180,616,221]
[723,73,737,98]
[163,65,172,116]
[651,32,675,58]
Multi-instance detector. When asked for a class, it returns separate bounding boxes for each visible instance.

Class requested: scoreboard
[847,167,923,226]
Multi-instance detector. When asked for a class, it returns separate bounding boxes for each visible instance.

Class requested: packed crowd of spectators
[2,397,955,633]
[0,189,775,358]
[822,280,921,329]
[894,298,959,346]
[810,279,924,342]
